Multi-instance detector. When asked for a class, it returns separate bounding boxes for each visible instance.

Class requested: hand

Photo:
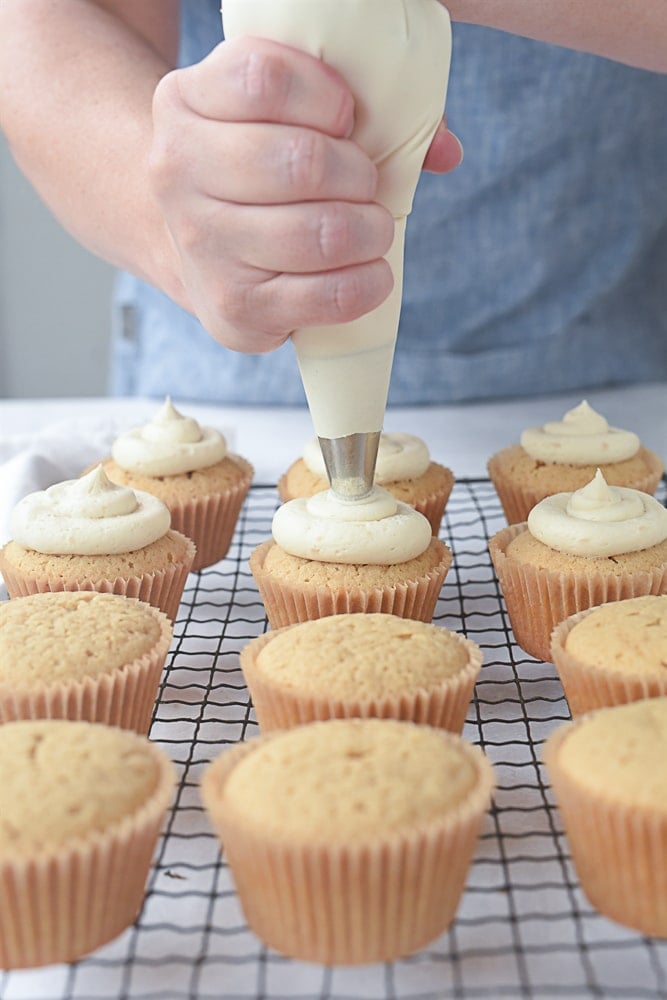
[150,37,461,354]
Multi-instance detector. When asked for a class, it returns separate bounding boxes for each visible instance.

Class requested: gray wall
[0,133,115,398]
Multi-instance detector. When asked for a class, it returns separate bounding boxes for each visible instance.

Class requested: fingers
[422,117,464,174]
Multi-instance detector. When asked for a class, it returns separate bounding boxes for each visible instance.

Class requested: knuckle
[315,204,352,265]
[236,40,293,111]
[284,130,327,192]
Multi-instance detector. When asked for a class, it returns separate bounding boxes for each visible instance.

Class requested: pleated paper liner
[158,455,253,571]
[545,717,667,938]
[488,523,667,662]
[240,625,481,734]
[0,735,175,970]
[551,606,667,716]
[0,531,195,622]
[487,448,665,526]
[249,538,452,629]
[201,728,495,965]
[0,602,172,733]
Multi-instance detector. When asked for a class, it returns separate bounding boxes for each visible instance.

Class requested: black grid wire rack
[2,477,667,1000]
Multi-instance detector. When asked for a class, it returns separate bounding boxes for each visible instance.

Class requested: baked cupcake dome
[545,698,667,937]
[241,612,482,733]
[201,718,495,965]
[550,595,667,716]
[0,719,175,969]
[487,401,664,524]
[0,592,172,732]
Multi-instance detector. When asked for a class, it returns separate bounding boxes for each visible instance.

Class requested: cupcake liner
[487,448,665,526]
[0,739,175,969]
[0,605,172,733]
[167,456,253,571]
[545,723,667,937]
[201,732,495,965]
[0,532,195,622]
[249,539,452,629]
[241,628,481,734]
[550,608,667,717]
[489,524,667,662]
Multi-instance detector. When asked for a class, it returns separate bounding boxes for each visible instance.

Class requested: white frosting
[520,400,640,465]
[272,486,432,564]
[303,432,430,483]
[222,0,452,438]
[527,470,667,557]
[10,466,171,555]
[111,397,227,476]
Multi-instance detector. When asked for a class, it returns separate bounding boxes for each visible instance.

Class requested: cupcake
[249,486,452,628]
[278,432,455,535]
[241,612,482,733]
[97,398,253,571]
[0,465,195,621]
[201,717,495,964]
[489,470,667,662]
[550,595,667,716]
[487,400,664,524]
[0,592,172,732]
[544,698,667,937]
[0,719,175,969]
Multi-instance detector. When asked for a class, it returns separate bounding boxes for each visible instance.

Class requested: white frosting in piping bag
[303,432,430,483]
[272,486,432,564]
[112,397,227,476]
[10,466,171,555]
[527,470,667,557]
[520,400,640,465]
[221,0,452,438]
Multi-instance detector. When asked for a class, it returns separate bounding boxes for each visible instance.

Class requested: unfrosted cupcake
[545,698,667,937]
[201,717,494,964]
[0,465,195,621]
[0,592,172,732]
[489,470,667,662]
[487,400,664,524]
[240,612,482,733]
[97,398,253,571]
[249,486,452,627]
[278,433,454,535]
[0,719,175,969]
[550,595,667,716]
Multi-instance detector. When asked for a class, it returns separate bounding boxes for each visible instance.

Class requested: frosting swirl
[112,397,227,476]
[10,466,171,555]
[272,487,432,564]
[527,470,667,557]
[520,400,640,465]
[303,432,430,483]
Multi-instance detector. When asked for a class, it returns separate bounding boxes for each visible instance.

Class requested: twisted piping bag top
[221,1,452,438]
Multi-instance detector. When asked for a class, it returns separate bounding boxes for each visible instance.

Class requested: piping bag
[222,0,452,499]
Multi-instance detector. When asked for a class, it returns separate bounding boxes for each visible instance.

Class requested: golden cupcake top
[550,698,667,809]
[250,613,479,700]
[0,720,165,858]
[0,592,169,689]
[565,595,667,677]
[217,718,487,845]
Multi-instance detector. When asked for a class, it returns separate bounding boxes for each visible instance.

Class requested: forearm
[446,0,667,72]
[0,0,188,306]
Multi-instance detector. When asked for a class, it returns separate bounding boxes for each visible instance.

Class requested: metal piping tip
[318,431,381,501]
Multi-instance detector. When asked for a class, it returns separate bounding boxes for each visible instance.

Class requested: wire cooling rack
[2,477,667,1000]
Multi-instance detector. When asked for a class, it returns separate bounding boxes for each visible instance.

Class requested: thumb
[422,116,464,174]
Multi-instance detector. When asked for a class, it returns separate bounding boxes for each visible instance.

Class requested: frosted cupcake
[0,592,172,732]
[249,486,452,627]
[545,698,667,937]
[98,398,253,571]
[489,470,667,661]
[240,612,482,733]
[0,465,195,621]
[278,433,454,535]
[201,718,495,964]
[487,401,664,524]
[0,719,175,969]
[550,595,667,716]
